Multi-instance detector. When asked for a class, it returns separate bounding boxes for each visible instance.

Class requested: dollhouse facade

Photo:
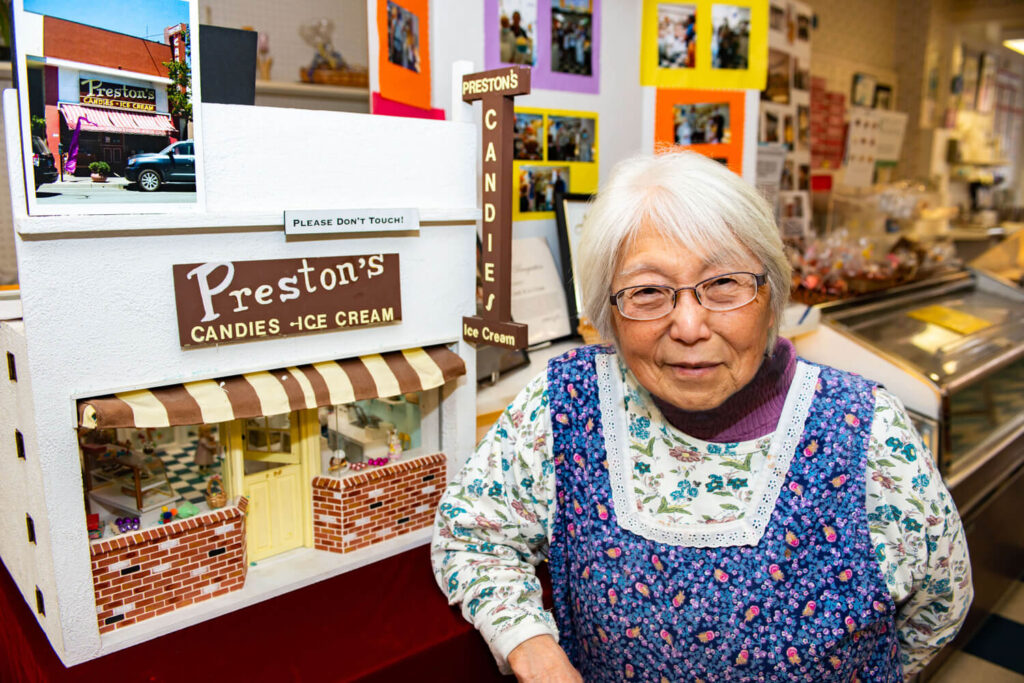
[0,97,480,665]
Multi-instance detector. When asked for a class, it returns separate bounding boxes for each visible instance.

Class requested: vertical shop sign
[461,66,531,350]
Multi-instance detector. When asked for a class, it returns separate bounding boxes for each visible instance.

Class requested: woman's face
[611,225,774,412]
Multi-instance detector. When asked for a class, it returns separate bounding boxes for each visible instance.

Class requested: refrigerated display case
[793,268,1024,676]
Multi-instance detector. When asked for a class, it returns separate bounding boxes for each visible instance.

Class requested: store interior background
[1,0,1024,680]
[3,0,1024,280]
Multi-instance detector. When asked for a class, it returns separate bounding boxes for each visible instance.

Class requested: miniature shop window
[26,513,35,544]
[6,352,15,381]
[15,430,25,459]
[35,587,44,616]
[318,390,436,474]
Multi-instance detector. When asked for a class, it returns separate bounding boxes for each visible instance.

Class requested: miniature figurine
[194,425,217,474]
[387,427,403,462]
[257,31,272,80]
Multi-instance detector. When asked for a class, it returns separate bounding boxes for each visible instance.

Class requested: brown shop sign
[173,254,401,348]
[461,66,531,351]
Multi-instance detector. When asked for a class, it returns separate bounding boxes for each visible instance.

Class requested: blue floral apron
[547,345,902,682]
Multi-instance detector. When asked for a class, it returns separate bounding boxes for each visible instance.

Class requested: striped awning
[78,346,466,430]
[59,103,176,137]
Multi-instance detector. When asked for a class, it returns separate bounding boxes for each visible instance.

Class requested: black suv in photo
[31,136,58,189]
[125,140,195,192]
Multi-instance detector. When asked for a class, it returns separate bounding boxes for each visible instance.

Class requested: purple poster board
[485,0,600,94]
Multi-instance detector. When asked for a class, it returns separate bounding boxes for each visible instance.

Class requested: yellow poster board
[906,305,993,336]
[640,0,768,90]
[513,107,599,221]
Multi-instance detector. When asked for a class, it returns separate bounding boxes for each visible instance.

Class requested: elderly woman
[432,152,971,682]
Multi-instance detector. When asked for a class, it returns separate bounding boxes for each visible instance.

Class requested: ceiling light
[1004,39,1024,56]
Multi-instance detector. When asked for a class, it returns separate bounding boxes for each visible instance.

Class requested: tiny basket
[205,475,227,510]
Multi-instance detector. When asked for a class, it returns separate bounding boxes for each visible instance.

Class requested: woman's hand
[507,635,582,682]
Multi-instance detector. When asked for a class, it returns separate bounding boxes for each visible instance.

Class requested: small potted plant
[88,161,110,182]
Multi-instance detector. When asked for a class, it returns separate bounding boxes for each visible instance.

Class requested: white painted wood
[2,63,480,663]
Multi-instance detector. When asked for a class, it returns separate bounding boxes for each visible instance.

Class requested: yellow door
[241,413,304,562]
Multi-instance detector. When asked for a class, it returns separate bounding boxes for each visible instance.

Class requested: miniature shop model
[0,77,478,664]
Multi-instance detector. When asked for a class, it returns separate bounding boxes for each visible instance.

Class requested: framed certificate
[554,191,594,334]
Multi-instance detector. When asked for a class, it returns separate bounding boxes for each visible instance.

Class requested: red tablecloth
[0,544,510,682]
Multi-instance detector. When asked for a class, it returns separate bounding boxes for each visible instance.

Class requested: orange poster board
[377,0,431,110]
[655,88,747,177]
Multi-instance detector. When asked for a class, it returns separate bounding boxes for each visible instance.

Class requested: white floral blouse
[431,358,972,677]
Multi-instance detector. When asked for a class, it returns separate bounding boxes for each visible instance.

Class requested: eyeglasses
[610,272,767,320]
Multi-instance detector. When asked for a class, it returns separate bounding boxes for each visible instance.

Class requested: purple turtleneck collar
[650,337,797,442]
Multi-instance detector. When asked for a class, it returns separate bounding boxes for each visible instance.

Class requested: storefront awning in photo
[58,103,176,137]
[78,346,466,430]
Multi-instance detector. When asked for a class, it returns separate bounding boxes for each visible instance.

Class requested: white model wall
[0,321,65,657]
[7,92,480,663]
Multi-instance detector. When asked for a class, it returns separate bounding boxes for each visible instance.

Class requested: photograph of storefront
[19,0,197,208]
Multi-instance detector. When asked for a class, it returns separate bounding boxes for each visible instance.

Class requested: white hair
[577,150,791,350]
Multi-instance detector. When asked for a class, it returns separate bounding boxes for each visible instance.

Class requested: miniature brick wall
[90,498,248,634]
[312,453,446,554]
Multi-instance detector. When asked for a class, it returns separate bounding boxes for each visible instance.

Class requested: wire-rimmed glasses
[610,272,767,320]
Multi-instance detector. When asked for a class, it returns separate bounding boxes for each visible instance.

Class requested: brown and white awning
[78,346,466,430]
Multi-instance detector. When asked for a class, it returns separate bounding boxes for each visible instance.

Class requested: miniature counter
[312,453,447,554]
[89,498,248,634]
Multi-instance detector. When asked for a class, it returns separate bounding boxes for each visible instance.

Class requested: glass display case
[793,268,1024,653]
[810,270,1024,478]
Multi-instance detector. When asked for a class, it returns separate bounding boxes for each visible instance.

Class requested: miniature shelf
[88,481,180,514]
[255,79,368,102]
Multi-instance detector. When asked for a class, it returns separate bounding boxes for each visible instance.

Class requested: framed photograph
[547,115,596,161]
[517,165,570,214]
[796,13,810,41]
[514,112,545,160]
[873,84,892,110]
[673,102,732,144]
[485,0,602,94]
[512,107,599,220]
[711,5,751,70]
[657,3,697,69]
[769,4,785,32]
[641,0,768,90]
[14,0,204,216]
[656,88,751,177]
[763,48,790,104]
[554,191,593,332]
[851,72,877,108]
[377,0,431,110]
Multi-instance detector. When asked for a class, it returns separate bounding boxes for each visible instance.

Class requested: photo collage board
[485,0,601,94]
[513,107,599,220]
[759,0,811,238]
[376,0,435,114]
[640,0,768,91]
[13,0,204,216]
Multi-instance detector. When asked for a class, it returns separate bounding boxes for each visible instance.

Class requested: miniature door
[221,411,315,562]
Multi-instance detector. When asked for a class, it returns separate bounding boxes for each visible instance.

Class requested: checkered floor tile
[156,443,220,506]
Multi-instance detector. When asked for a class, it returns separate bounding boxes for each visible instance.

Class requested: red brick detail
[312,453,446,555]
[91,498,249,634]
[42,16,172,78]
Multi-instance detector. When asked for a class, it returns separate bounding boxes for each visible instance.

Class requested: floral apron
[547,346,902,682]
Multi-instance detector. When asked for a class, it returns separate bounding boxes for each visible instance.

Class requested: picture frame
[553,191,594,334]
[485,0,601,94]
[873,84,892,110]
[850,72,877,108]
[377,0,431,110]
[14,0,205,216]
